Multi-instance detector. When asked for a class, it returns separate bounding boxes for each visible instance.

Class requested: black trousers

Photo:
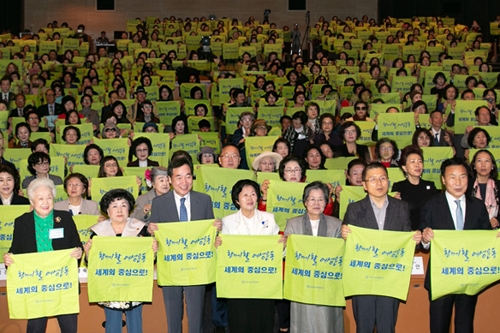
[352,295,400,333]
[227,298,275,333]
[27,314,78,333]
[430,294,478,333]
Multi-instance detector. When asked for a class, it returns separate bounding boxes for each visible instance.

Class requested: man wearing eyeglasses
[342,162,421,332]
[218,144,241,169]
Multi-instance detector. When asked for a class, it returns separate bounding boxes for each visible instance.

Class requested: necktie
[434,133,439,146]
[49,105,53,115]
[179,197,188,221]
[455,199,464,230]
[3,93,6,101]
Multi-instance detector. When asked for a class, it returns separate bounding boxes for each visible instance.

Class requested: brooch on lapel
[55,216,61,223]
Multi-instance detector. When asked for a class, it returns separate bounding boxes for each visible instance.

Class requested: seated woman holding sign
[4,178,83,333]
[84,189,158,333]
[54,173,100,216]
[284,181,344,333]
[131,167,170,223]
[22,152,63,189]
[215,179,283,333]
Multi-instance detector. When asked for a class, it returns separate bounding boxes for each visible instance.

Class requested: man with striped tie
[148,156,221,333]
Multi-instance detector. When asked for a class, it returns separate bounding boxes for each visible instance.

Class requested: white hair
[27,178,57,202]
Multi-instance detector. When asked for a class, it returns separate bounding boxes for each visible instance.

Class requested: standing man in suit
[148,157,221,333]
[9,93,27,118]
[429,110,454,147]
[0,76,14,104]
[37,89,64,117]
[342,162,421,333]
[420,158,491,333]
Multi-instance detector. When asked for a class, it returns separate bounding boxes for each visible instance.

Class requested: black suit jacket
[127,159,160,167]
[0,194,29,205]
[37,103,64,117]
[419,193,491,293]
[9,108,25,118]
[9,210,82,254]
[343,195,411,231]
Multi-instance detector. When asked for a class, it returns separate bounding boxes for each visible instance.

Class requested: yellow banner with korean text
[244,136,279,168]
[284,234,345,306]
[194,166,256,218]
[266,181,307,230]
[0,205,31,263]
[342,225,416,301]
[216,235,283,299]
[90,176,138,204]
[421,147,454,189]
[87,237,154,302]
[155,220,217,286]
[378,112,416,148]
[430,230,500,300]
[7,249,79,319]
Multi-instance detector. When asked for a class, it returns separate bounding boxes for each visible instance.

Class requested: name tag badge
[49,228,64,239]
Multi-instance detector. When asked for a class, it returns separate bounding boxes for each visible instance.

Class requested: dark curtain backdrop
[379,0,500,42]
[0,0,22,35]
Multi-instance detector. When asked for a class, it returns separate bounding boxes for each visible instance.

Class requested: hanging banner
[7,249,79,319]
[342,225,416,301]
[216,235,282,299]
[284,234,345,306]
[87,237,154,302]
[155,220,217,286]
[430,230,500,300]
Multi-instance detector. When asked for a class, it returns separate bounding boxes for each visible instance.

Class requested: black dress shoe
[215,326,227,333]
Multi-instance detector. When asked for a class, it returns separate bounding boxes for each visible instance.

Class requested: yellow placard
[216,235,283,299]
[155,220,217,286]
[266,181,307,230]
[7,249,79,319]
[87,237,154,302]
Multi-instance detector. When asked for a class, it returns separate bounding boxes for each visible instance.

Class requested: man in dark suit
[37,89,64,117]
[9,93,27,119]
[342,162,421,333]
[429,110,454,147]
[420,158,491,333]
[148,157,221,333]
[0,76,14,104]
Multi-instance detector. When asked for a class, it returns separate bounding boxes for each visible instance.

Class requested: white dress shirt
[445,191,466,230]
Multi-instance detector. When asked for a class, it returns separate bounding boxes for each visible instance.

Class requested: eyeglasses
[104,163,117,168]
[136,148,148,153]
[105,128,117,132]
[284,168,301,174]
[67,183,83,188]
[355,107,367,110]
[345,130,357,134]
[221,154,239,159]
[380,146,393,151]
[364,176,388,184]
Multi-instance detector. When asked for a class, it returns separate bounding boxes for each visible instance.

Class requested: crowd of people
[0,12,500,333]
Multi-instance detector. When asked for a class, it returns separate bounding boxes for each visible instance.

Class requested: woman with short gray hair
[284,181,344,333]
[4,177,83,333]
[131,167,170,223]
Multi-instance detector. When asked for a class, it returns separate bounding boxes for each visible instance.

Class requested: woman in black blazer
[4,178,83,333]
[0,164,29,205]
[468,149,500,229]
